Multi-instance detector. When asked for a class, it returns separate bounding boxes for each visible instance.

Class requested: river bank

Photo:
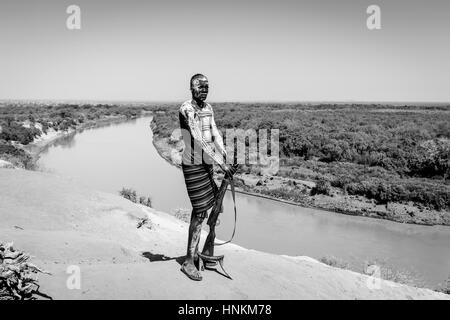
[17,113,150,168]
[0,102,156,170]
[150,121,450,227]
[1,167,448,299]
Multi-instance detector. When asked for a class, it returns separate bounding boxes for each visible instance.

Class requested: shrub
[320,256,350,269]
[120,188,152,208]
[119,187,137,203]
[311,179,332,196]
[0,122,41,145]
[139,196,153,208]
[0,142,34,169]
[261,186,310,204]
[435,277,450,294]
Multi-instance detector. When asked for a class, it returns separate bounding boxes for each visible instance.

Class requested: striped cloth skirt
[182,162,218,213]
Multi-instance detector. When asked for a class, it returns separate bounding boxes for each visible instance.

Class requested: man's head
[190,74,209,102]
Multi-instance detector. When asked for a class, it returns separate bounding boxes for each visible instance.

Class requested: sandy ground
[0,168,448,300]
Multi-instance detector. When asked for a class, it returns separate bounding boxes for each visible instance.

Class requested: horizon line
[1,98,450,106]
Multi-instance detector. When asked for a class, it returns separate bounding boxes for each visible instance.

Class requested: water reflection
[52,132,77,149]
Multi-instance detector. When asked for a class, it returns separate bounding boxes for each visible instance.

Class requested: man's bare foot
[181,261,202,281]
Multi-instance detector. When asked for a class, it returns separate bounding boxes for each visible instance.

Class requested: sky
[0,0,449,102]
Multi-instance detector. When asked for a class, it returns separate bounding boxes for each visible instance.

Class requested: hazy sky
[0,0,449,102]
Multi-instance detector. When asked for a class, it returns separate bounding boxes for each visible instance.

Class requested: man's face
[191,78,209,102]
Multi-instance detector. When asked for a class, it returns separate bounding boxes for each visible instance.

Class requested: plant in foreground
[0,242,51,300]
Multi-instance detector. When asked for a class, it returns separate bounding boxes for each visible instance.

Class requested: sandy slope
[0,168,448,300]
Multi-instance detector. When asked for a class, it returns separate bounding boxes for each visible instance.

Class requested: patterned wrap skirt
[182,162,219,214]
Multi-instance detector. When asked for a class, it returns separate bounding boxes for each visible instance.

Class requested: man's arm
[211,113,227,159]
[180,104,225,165]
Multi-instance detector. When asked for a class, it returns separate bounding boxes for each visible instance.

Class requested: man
[179,74,233,281]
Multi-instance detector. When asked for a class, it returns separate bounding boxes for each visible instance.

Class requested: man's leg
[181,209,206,280]
[190,210,205,262]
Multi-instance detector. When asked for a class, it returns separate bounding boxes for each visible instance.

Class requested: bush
[119,188,152,208]
[0,122,41,145]
[435,277,450,294]
[139,196,153,208]
[0,142,34,169]
[311,179,332,196]
[320,256,350,269]
[119,188,137,203]
[262,186,310,203]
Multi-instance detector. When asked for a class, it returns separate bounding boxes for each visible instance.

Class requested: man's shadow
[142,251,230,279]
[141,252,185,266]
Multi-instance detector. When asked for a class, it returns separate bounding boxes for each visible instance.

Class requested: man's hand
[220,163,234,179]
[220,163,240,179]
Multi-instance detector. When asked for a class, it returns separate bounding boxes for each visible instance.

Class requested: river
[36,116,450,288]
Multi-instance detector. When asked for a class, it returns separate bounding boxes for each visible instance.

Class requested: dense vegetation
[0,103,144,144]
[152,103,450,211]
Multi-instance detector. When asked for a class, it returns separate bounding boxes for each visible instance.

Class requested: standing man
[179,74,233,281]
